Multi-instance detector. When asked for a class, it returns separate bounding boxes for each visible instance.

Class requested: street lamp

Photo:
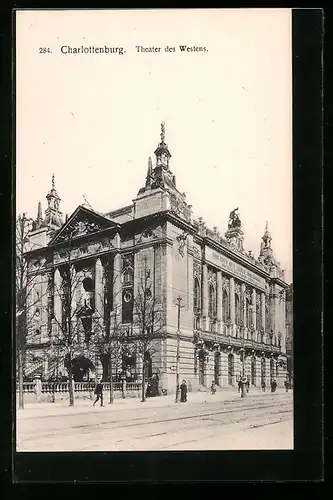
[238,320,247,398]
[175,295,183,403]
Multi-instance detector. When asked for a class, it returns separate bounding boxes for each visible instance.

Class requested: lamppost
[239,320,246,397]
[175,295,183,403]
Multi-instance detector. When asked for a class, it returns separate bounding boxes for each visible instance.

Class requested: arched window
[193,278,201,312]
[235,294,241,325]
[246,298,251,327]
[208,284,216,318]
[123,267,133,285]
[222,289,229,323]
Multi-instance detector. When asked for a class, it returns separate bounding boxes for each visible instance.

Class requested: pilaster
[229,277,235,326]
[187,234,194,314]
[241,283,246,325]
[113,253,122,320]
[261,292,266,339]
[252,288,256,330]
[216,271,222,333]
[201,262,209,330]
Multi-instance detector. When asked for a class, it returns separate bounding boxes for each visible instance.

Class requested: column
[241,283,246,325]
[229,277,235,326]
[43,357,49,379]
[261,292,266,340]
[201,263,209,330]
[54,268,62,326]
[34,375,42,402]
[274,286,279,342]
[281,291,287,353]
[252,288,257,331]
[216,271,222,333]
[95,258,104,318]
[187,235,194,314]
[113,252,122,321]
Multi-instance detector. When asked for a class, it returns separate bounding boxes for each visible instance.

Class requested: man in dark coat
[180,380,188,402]
[146,380,152,398]
[93,379,104,407]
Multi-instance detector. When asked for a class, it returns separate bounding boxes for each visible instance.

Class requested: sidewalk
[16,388,292,419]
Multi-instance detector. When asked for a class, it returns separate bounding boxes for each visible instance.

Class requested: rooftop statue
[228,207,241,229]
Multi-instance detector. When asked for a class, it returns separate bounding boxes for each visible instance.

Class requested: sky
[16,9,292,282]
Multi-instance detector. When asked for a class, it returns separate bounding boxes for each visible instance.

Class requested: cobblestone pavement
[16,390,293,451]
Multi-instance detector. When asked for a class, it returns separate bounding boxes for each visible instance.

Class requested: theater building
[23,124,289,392]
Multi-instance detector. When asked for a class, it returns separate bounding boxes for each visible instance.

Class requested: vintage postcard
[15,8,294,455]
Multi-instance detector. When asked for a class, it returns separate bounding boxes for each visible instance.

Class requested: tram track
[19,399,292,444]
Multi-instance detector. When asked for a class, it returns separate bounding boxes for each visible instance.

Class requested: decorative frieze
[56,217,107,243]
[205,247,266,291]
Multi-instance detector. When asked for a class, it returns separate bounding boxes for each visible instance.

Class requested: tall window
[123,267,133,285]
[193,278,201,312]
[222,289,229,323]
[235,294,241,325]
[246,298,251,327]
[256,300,261,330]
[208,284,216,318]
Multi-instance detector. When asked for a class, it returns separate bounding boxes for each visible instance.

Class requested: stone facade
[22,124,289,392]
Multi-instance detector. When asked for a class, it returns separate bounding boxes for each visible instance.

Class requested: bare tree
[16,214,50,409]
[132,256,165,402]
[91,270,125,404]
[51,234,89,406]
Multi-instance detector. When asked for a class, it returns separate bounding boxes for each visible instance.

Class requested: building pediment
[48,205,119,246]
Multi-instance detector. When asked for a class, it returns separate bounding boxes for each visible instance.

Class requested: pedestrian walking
[211,380,216,395]
[93,379,104,407]
[145,380,152,398]
[180,380,188,402]
[238,378,242,393]
[284,379,289,392]
[272,379,277,392]
[246,379,250,393]
[261,380,266,392]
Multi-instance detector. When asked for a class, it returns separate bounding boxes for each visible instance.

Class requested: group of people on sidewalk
[91,375,292,408]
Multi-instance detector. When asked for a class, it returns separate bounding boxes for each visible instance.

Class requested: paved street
[16,390,293,451]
